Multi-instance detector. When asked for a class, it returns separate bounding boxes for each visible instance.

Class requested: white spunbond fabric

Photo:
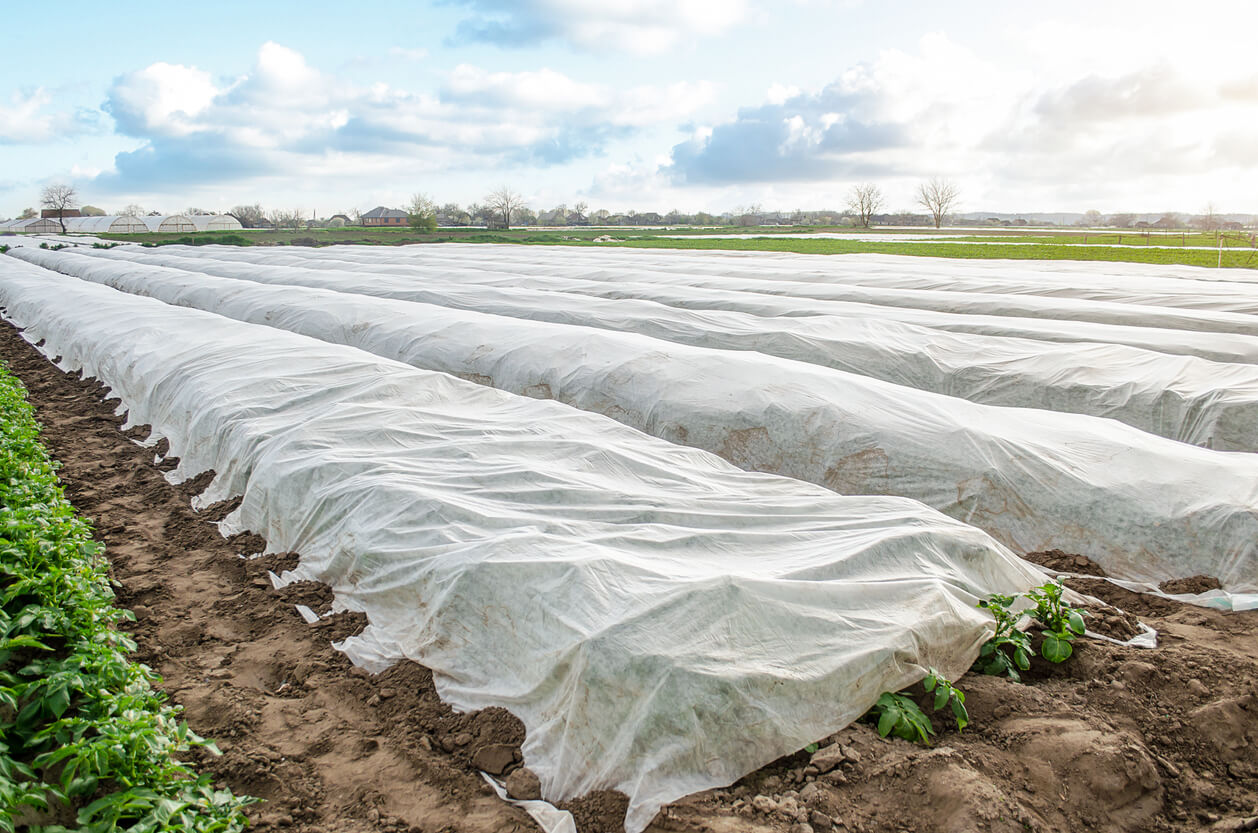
[0,259,1049,833]
[18,248,1258,601]
[119,243,1258,365]
[65,246,1258,451]
[383,245,1258,315]
[264,245,1258,338]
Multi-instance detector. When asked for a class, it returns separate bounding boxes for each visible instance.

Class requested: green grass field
[93,224,1258,270]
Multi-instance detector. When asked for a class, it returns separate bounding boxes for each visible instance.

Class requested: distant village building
[41,208,81,219]
[362,207,408,226]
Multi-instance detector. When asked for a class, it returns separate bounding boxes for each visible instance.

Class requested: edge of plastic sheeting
[1106,577,1258,612]
[480,773,578,833]
[1039,561,1258,613]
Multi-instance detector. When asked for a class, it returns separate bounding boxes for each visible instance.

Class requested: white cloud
[93,43,715,195]
[662,34,1258,210]
[0,88,105,144]
[107,62,219,136]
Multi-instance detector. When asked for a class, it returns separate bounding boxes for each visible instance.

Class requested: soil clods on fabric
[2,319,1257,833]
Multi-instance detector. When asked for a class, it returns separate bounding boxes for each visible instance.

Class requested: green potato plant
[974,593,1034,681]
[0,365,257,832]
[867,691,935,744]
[1026,581,1087,662]
[976,582,1088,680]
[923,668,968,732]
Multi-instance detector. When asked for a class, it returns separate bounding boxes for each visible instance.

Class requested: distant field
[97,224,1258,269]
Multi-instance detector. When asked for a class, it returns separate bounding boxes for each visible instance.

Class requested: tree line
[7,181,1250,233]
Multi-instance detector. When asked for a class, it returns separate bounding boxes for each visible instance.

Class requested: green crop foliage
[974,593,1034,681]
[976,582,1087,679]
[0,362,256,832]
[1025,581,1087,663]
[867,691,934,744]
[923,668,968,732]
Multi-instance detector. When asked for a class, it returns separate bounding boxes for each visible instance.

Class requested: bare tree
[120,204,145,218]
[486,186,524,229]
[40,183,79,233]
[230,204,266,228]
[406,192,437,232]
[1109,212,1136,229]
[915,177,960,229]
[847,184,884,229]
[1197,202,1220,233]
[267,208,304,232]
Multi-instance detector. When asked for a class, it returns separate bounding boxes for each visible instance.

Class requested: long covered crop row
[0,362,256,832]
[0,256,1052,832]
[4,240,1258,831]
[16,245,1258,600]
[75,244,1258,450]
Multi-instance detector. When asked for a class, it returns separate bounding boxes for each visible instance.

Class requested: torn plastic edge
[480,772,577,833]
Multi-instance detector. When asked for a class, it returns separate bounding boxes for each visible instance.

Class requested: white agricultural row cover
[124,244,1258,365]
[15,247,1258,603]
[72,245,1258,451]
[153,242,1258,331]
[0,257,1047,833]
[285,245,1258,337]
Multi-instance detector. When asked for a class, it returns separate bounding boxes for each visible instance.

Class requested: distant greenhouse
[64,215,150,234]
[1,217,62,234]
[189,214,243,232]
[142,215,197,233]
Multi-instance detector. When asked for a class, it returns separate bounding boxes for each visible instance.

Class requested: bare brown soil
[4,319,1257,833]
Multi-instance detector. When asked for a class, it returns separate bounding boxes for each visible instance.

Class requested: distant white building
[1,217,61,234]
[142,215,197,233]
[64,215,150,234]
[189,214,244,232]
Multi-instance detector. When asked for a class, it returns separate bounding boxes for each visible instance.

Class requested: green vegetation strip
[96,225,1258,269]
[0,363,256,832]
[608,236,1258,269]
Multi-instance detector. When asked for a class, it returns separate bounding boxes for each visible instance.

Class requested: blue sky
[2,0,1255,218]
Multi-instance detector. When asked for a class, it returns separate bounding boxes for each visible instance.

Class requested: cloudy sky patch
[0,0,1254,215]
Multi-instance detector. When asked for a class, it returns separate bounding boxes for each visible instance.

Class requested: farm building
[190,214,244,232]
[142,215,197,233]
[64,215,150,234]
[362,207,408,226]
[1,217,62,234]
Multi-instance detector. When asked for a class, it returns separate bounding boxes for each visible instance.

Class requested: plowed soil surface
[3,319,1257,833]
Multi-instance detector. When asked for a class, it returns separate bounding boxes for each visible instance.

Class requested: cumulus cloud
[446,0,748,54]
[1032,64,1211,124]
[0,88,105,144]
[106,62,220,137]
[662,36,1258,208]
[91,41,714,193]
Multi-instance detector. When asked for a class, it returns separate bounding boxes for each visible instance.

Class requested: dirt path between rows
[4,317,1258,833]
